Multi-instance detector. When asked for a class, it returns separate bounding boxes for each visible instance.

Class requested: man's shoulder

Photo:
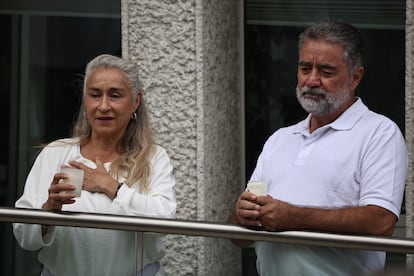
[264,119,306,145]
[360,108,401,131]
[274,119,306,135]
[345,99,401,133]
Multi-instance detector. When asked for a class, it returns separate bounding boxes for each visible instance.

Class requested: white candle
[246,181,267,196]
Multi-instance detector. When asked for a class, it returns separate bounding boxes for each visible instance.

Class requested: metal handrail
[2,206,414,254]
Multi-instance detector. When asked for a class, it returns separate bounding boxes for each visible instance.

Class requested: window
[244,1,405,274]
[0,1,121,274]
[245,0,405,178]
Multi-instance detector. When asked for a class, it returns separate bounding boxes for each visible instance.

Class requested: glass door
[0,1,121,274]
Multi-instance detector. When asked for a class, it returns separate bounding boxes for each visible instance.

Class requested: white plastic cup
[246,181,267,196]
[60,167,84,197]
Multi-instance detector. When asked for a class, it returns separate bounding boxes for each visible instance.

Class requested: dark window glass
[245,25,405,179]
[244,1,405,275]
[0,1,120,273]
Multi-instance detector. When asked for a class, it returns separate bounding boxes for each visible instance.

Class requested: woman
[13,54,176,276]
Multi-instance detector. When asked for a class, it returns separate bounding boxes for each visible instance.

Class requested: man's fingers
[240,191,257,201]
[237,198,261,211]
[236,206,262,225]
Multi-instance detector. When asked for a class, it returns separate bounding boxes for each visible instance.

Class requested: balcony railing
[1,206,414,253]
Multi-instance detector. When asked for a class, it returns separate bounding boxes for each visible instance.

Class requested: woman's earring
[131,112,137,120]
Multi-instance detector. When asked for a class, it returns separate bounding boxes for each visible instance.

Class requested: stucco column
[121,0,243,274]
[406,0,414,269]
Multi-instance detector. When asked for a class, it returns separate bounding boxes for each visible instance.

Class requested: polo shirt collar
[329,97,368,130]
[294,97,368,133]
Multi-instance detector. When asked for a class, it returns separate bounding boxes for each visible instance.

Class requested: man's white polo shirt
[250,98,408,276]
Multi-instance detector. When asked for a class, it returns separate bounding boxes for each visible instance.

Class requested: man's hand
[254,195,397,236]
[235,191,263,227]
[255,195,295,231]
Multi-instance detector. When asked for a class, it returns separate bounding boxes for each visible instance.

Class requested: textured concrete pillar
[121,0,243,274]
[406,0,414,268]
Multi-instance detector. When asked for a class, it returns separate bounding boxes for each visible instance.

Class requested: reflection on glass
[0,7,148,274]
[244,25,404,179]
[244,3,405,275]
[13,227,166,275]
[160,234,242,275]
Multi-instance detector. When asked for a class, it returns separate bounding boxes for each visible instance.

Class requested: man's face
[296,39,363,116]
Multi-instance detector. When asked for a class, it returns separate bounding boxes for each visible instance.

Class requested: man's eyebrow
[318,64,336,70]
[298,61,311,66]
[298,61,336,70]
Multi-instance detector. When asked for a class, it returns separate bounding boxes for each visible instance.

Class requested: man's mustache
[299,87,327,98]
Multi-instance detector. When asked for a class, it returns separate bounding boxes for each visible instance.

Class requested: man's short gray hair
[298,19,365,73]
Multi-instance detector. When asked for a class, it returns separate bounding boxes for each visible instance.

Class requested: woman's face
[84,67,141,141]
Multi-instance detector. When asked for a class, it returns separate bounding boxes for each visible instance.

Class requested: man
[232,20,408,275]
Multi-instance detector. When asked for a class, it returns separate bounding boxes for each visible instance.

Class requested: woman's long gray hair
[73,54,155,191]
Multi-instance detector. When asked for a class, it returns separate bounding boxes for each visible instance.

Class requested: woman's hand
[69,158,118,198]
[42,172,76,211]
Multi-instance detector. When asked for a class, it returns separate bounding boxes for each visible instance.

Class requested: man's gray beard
[296,84,351,116]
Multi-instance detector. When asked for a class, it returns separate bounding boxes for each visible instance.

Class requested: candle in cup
[246,181,267,196]
[60,167,84,197]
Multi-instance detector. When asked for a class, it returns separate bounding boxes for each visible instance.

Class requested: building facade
[0,0,412,275]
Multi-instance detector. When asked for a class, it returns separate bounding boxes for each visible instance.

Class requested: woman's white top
[13,138,176,276]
